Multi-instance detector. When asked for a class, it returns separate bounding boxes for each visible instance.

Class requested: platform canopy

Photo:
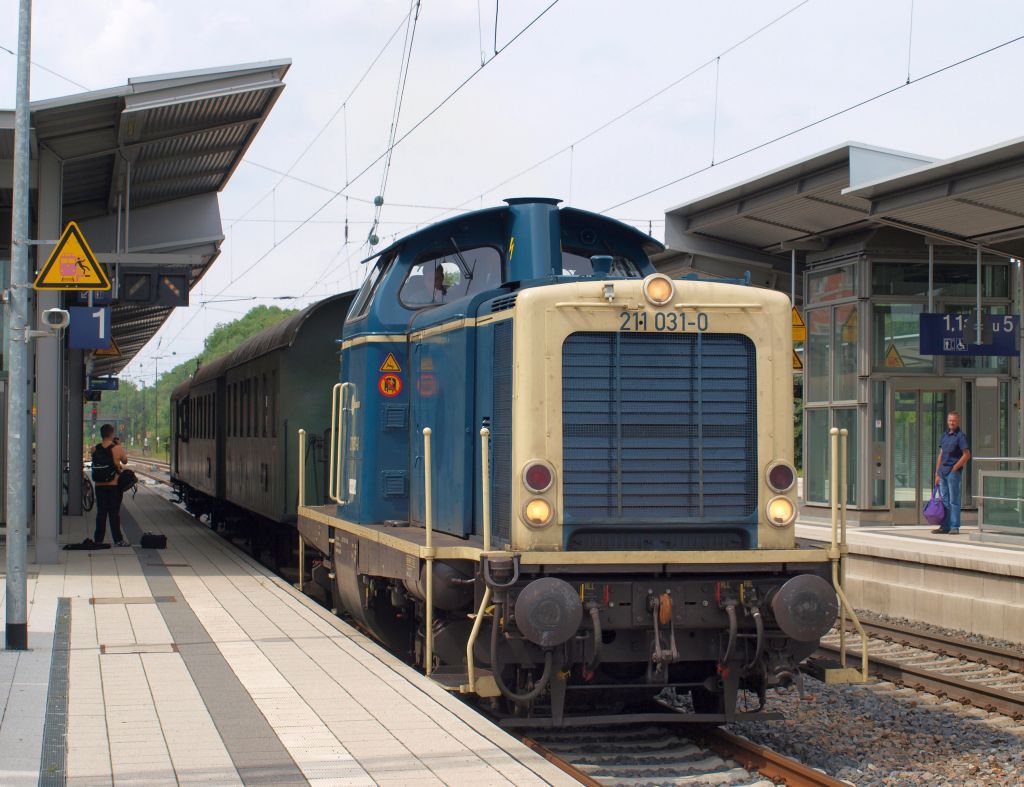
[661,138,1024,292]
[1,59,290,374]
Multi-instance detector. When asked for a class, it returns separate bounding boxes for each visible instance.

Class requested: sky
[2,0,1024,384]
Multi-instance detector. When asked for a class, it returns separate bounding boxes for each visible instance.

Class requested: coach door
[891,386,956,524]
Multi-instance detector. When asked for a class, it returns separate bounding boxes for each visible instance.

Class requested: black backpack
[91,443,117,484]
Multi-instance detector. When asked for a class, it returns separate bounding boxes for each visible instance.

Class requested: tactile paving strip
[38,598,70,787]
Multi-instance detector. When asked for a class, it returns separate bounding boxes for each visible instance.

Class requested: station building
[658,139,1024,527]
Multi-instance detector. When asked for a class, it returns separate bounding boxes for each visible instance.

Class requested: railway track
[816,618,1024,719]
[519,724,846,786]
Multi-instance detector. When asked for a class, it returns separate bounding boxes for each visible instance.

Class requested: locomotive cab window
[347,252,396,322]
[400,246,502,308]
[561,249,642,278]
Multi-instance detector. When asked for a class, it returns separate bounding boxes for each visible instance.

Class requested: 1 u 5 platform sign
[919,312,1020,356]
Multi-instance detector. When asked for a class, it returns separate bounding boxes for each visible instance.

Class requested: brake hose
[490,601,553,703]
[744,609,764,670]
[722,604,738,664]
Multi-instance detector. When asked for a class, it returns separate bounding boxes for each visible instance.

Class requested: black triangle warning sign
[33,222,111,291]
[379,352,401,373]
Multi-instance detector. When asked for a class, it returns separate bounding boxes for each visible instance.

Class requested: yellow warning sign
[34,222,111,291]
[94,337,121,358]
[884,342,905,368]
[791,307,806,343]
[379,352,402,373]
[792,349,803,370]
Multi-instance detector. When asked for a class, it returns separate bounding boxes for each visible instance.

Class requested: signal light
[523,461,554,493]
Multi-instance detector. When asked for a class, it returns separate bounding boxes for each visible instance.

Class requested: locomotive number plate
[618,310,708,332]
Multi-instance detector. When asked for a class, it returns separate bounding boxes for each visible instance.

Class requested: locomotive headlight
[523,498,554,527]
[766,496,796,527]
[642,273,674,306]
[766,461,796,493]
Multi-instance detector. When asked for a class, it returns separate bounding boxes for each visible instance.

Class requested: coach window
[270,371,278,438]
[261,373,268,437]
[400,246,502,308]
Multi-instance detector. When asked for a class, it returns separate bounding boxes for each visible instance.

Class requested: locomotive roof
[360,201,664,264]
[223,291,355,370]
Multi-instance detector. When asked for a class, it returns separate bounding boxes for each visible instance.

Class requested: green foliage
[794,380,804,473]
[90,305,297,456]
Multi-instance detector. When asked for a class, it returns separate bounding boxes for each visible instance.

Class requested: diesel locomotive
[172,198,840,726]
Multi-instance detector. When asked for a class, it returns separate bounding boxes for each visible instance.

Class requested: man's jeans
[938,468,962,532]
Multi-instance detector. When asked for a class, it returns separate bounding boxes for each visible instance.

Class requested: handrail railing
[423,427,435,677]
[327,382,353,504]
[829,427,869,682]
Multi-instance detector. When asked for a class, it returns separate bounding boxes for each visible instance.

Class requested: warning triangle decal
[379,352,402,373]
[792,349,803,370]
[34,222,111,291]
[884,342,905,368]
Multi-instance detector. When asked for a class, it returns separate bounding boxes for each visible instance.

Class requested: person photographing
[92,424,130,546]
[933,411,971,535]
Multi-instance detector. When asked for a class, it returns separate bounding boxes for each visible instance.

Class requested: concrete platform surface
[798,521,1024,644]
[0,485,574,786]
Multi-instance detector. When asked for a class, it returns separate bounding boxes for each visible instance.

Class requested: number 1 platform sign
[69,306,111,350]
[919,312,1019,356]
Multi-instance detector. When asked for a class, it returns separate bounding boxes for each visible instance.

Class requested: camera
[41,308,70,331]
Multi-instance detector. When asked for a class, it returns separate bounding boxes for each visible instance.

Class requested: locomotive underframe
[298,508,835,725]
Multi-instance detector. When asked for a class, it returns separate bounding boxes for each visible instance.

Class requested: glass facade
[808,265,856,302]
[806,308,831,402]
[872,261,1009,298]
[872,303,931,371]
[833,304,857,400]
[805,409,829,504]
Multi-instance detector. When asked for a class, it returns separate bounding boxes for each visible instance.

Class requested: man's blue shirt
[939,428,969,471]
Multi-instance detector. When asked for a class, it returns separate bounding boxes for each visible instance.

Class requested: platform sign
[919,313,1019,356]
[87,375,119,391]
[791,307,806,343]
[33,221,111,291]
[68,306,111,350]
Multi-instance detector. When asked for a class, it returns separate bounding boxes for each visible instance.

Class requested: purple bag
[923,485,945,526]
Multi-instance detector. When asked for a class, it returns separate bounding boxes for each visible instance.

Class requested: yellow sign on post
[791,307,807,343]
[33,221,111,291]
[94,337,121,358]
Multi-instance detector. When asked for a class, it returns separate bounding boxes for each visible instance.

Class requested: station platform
[0,485,574,786]
[797,520,1024,644]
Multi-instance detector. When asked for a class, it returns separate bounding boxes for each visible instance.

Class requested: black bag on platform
[140,533,167,549]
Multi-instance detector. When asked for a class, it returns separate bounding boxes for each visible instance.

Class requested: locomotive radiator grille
[561,331,757,528]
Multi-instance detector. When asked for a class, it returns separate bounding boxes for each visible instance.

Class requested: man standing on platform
[92,423,130,546]
[934,411,971,534]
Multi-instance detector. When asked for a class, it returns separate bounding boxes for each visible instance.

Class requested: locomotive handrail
[328,383,353,504]
[829,427,869,683]
[423,427,435,677]
[297,428,307,592]
[480,427,491,552]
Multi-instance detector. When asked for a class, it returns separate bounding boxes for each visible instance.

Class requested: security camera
[41,308,70,331]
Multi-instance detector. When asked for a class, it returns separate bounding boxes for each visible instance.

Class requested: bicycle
[62,463,95,514]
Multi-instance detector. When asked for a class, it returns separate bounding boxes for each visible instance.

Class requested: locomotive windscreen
[561,331,757,536]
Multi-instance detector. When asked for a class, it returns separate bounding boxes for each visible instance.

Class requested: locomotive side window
[347,253,396,323]
[561,249,642,278]
[400,246,502,308]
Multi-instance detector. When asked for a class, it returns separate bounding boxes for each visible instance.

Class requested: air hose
[490,601,553,703]
[744,609,765,670]
[722,604,738,664]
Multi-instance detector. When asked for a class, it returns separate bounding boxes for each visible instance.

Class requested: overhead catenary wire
[0,41,90,90]
[602,30,1024,213]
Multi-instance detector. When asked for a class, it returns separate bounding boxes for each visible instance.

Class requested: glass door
[892,387,955,524]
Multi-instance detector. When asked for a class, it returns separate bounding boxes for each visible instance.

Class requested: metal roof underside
[665,139,1024,269]
[2,60,289,376]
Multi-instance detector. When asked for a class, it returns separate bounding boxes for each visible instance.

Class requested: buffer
[33,222,111,291]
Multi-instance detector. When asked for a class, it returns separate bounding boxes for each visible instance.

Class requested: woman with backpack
[92,424,130,546]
